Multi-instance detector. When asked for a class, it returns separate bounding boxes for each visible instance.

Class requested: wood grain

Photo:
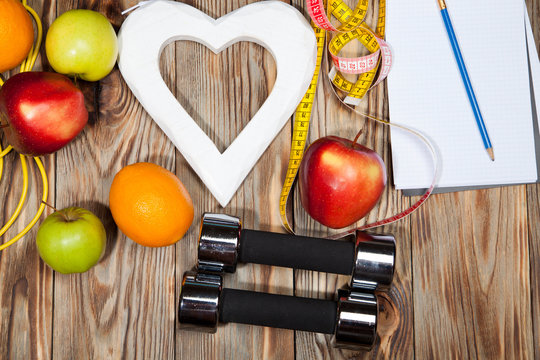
[0,0,538,359]
[526,184,540,360]
[0,1,54,359]
[0,153,54,360]
[411,188,534,359]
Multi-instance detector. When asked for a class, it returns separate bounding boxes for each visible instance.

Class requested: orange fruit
[109,162,194,247]
[0,0,34,73]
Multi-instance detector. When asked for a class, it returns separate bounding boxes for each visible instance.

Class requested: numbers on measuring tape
[279,24,325,233]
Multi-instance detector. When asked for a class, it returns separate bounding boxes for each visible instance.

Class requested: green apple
[36,207,106,274]
[45,9,118,81]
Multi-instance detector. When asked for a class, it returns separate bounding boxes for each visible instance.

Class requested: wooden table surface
[1,0,539,359]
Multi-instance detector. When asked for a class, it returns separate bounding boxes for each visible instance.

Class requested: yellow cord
[21,1,43,72]
[0,1,47,251]
[0,157,48,251]
[0,143,3,180]
[0,155,29,238]
[0,145,13,158]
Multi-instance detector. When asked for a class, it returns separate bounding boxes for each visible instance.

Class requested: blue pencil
[437,0,494,161]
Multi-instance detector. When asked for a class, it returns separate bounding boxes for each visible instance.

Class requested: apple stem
[352,129,364,146]
[41,200,58,213]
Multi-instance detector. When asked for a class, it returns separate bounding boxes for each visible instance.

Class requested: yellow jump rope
[0,0,48,251]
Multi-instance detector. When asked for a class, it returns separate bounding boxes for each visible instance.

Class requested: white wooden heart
[118,0,317,206]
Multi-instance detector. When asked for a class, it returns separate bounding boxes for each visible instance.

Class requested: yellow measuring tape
[310,0,369,32]
[329,27,379,105]
[279,0,388,233]
[327,0,388,105]
[279,25,325,233]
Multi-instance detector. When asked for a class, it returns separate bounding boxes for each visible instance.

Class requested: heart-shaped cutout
[118,0,317,206]
[159,40,276,154]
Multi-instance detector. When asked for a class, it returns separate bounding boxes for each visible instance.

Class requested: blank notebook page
[386,0,537,189]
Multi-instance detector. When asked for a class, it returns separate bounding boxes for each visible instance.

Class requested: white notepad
[386,0,538,191]
[527,7,540,124]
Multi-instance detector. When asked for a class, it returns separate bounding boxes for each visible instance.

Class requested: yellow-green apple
[0,71,88,155]
[298,136,387,229]
[36,207,106,274]
[45,9,118,81]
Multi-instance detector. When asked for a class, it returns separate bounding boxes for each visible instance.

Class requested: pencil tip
[487,148,495,161]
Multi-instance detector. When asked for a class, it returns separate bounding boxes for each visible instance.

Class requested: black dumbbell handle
[219,288,337,334]
[238,229,355,275]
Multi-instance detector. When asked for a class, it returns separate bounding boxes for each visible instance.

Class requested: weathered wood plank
[526,0,540,358]
[173,1,295,359]
[51,1,176,359]
[411,188,534,359]
[0,1,55,358]
[290,1,414,359]
[0,152,54,360]
[526,184,540,360]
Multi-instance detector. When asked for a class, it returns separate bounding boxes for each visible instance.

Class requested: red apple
[298,136,387,229]
[0,71,88,155]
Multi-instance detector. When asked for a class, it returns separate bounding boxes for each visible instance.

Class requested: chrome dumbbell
[178,271,380,350]
[197,213,396,291]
